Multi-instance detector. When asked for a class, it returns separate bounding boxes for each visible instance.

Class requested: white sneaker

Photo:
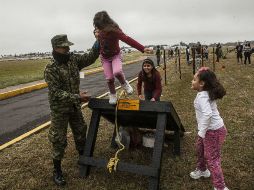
[122,80,133,94]
[190,169,211,179]
[214,187,229,190]
[109,93,117,105]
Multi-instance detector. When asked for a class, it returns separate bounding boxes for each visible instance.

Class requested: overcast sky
[1,0,253,55]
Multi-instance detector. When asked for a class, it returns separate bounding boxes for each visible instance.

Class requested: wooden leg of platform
[79,110,101,177]
[148,113,167,190]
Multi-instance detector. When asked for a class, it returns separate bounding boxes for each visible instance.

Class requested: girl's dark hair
[93,11,119,32]
[197,67,226,100]
[141,58,157,82]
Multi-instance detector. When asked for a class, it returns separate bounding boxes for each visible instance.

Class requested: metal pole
[213,47,215,72]
[178,49,181,79]
[201,45,204,66]
[192,47,196,75]
[163,49,167,85]
[175,49,178,73]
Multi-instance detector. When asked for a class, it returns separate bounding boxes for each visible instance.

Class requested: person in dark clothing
[215,43,222,62]
[156,45,161,66]
[137,58,162,101]
[175,46,179,57]
[170,49,174,58]
[186,46,190,64]
[203,45,209,61]
[235,42,243,64]
[168,48,173,59]
[243,42,251,64]
[196,42,202,55]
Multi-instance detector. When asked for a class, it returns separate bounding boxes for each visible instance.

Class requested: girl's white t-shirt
[194,91,224,138]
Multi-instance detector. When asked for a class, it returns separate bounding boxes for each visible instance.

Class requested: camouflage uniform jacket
[44,45,99,113]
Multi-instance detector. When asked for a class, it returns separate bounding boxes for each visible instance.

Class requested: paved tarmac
[0,58,155,145]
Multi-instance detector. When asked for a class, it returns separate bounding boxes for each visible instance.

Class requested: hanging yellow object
[107,90,127,173]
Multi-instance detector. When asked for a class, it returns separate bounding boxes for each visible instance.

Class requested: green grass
[0,52,253,189]
[0,59,49,89]
[0,52,144,89]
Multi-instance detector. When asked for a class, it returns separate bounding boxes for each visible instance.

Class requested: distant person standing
[175,46,179,57]
[203,45,209,61]
[243,42,251,64]
[156,45,161,66]
[44,34,99,186]
[235,42,243,64]
[170,49,174,58]
[168,48,173,59]
[195,42,202,70]
[186,46,191,65]
[215,43,222,62]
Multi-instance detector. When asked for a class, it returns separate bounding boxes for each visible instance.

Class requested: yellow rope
[107,90,128,173]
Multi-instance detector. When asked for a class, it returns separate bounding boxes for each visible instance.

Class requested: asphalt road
[0,58,155,145]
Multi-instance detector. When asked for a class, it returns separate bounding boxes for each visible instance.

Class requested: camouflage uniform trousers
[48,108,87,160]
[195,54,202,72]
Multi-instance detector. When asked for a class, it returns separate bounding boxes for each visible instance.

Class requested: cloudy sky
[1,0,253,55]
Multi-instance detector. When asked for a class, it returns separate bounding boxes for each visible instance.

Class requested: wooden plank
[168,102,185,132]
[79,157,159,177]
[88,98,171,113]
[79,110,101,177]
[148,113,167,190]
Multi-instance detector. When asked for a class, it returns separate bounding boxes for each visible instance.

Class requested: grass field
[0,51,143,89]
[0,59,49,89]
[0,52,253,190]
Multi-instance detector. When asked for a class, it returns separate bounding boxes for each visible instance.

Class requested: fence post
[163,49,167,85]
[201,45,204,67]
[213,47,215,72]
[178,49,181,79]
[192,47,196,75]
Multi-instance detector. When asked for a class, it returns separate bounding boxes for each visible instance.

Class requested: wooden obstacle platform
[78,98,185,190]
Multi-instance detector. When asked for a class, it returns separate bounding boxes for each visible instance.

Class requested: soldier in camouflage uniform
[195,42,202,71]
[44,34,99,186]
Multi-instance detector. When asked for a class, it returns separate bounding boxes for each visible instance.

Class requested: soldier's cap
[51,34,74,48]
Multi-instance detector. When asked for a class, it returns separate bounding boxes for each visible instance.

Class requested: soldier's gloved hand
[79,91,91,103]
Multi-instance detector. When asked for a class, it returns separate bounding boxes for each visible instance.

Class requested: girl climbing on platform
[93,11,153,104]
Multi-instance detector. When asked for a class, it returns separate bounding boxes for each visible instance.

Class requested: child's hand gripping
[79,91,91,103]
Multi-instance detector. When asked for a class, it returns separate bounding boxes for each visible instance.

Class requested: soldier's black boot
[53,159,66,186]
[78,150,84,156]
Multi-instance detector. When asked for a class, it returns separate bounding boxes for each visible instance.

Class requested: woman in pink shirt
[93,11,152,104]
